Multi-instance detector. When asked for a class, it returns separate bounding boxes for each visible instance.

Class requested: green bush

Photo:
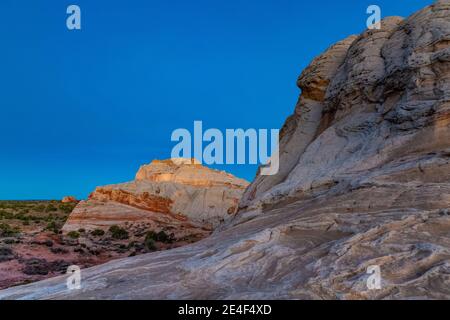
[0,211,14,219]
[45,204,58,213]
[34,204,46,213]
[59,203,76,214]
[156,230,171,243]
[0,223,20,237]
[144,231,157,251]
[91,229,105,237]
[145,231,157,241]
[144,230,173,243]
[67,231,80,239]
[109,225,129,240]
[144,237,156,251]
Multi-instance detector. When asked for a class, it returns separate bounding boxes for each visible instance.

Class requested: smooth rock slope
[1,1,449,299]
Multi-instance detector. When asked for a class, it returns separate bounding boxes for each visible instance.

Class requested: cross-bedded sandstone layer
[62,159,249,238]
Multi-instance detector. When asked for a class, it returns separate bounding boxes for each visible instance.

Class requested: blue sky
[0,0,432,200]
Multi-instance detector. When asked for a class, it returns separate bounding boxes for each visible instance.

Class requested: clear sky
[0,0,432,200]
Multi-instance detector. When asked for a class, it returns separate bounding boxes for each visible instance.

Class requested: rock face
[1,1,449,300]
[62,159,249,235]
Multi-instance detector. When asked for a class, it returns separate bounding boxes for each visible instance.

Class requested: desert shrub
[145,231,157,241]
[59,203,76,214]
[51,247,68,254]
[156,230,171,243]
[34,204,46,213]
[0,211,14,219]
[13,213,24,220]
[22,258,50,275]
[91,229,105,237]
[45,204,58,213]
[67,231,80,239]
[144,230,173,243]
[3,238,15,245]
[109,225,129,240]
[3,202,21,210]
[14,212,31,221]
[0,223,19,237]
[0,246,14,262]
[45,221,59,234]
[144,237,156,251]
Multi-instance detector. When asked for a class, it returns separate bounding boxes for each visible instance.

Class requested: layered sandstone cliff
[1,1,449,300]
[62,159,249,235]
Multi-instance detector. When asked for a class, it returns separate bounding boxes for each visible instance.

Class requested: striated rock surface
[62,159,249,235]
[1,1,450,300]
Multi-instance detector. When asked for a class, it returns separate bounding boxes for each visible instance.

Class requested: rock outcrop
[61,196,77,203]
[1,1,449,300]
[62,159,249,236]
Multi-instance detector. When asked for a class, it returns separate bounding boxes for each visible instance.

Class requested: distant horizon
[0,0,432,200]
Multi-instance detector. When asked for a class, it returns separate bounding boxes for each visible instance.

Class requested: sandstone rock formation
[61,196,77,203]
[1,1,449,300]
[62,159,249,237]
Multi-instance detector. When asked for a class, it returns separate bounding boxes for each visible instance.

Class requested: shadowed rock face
[1,1,450,300]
